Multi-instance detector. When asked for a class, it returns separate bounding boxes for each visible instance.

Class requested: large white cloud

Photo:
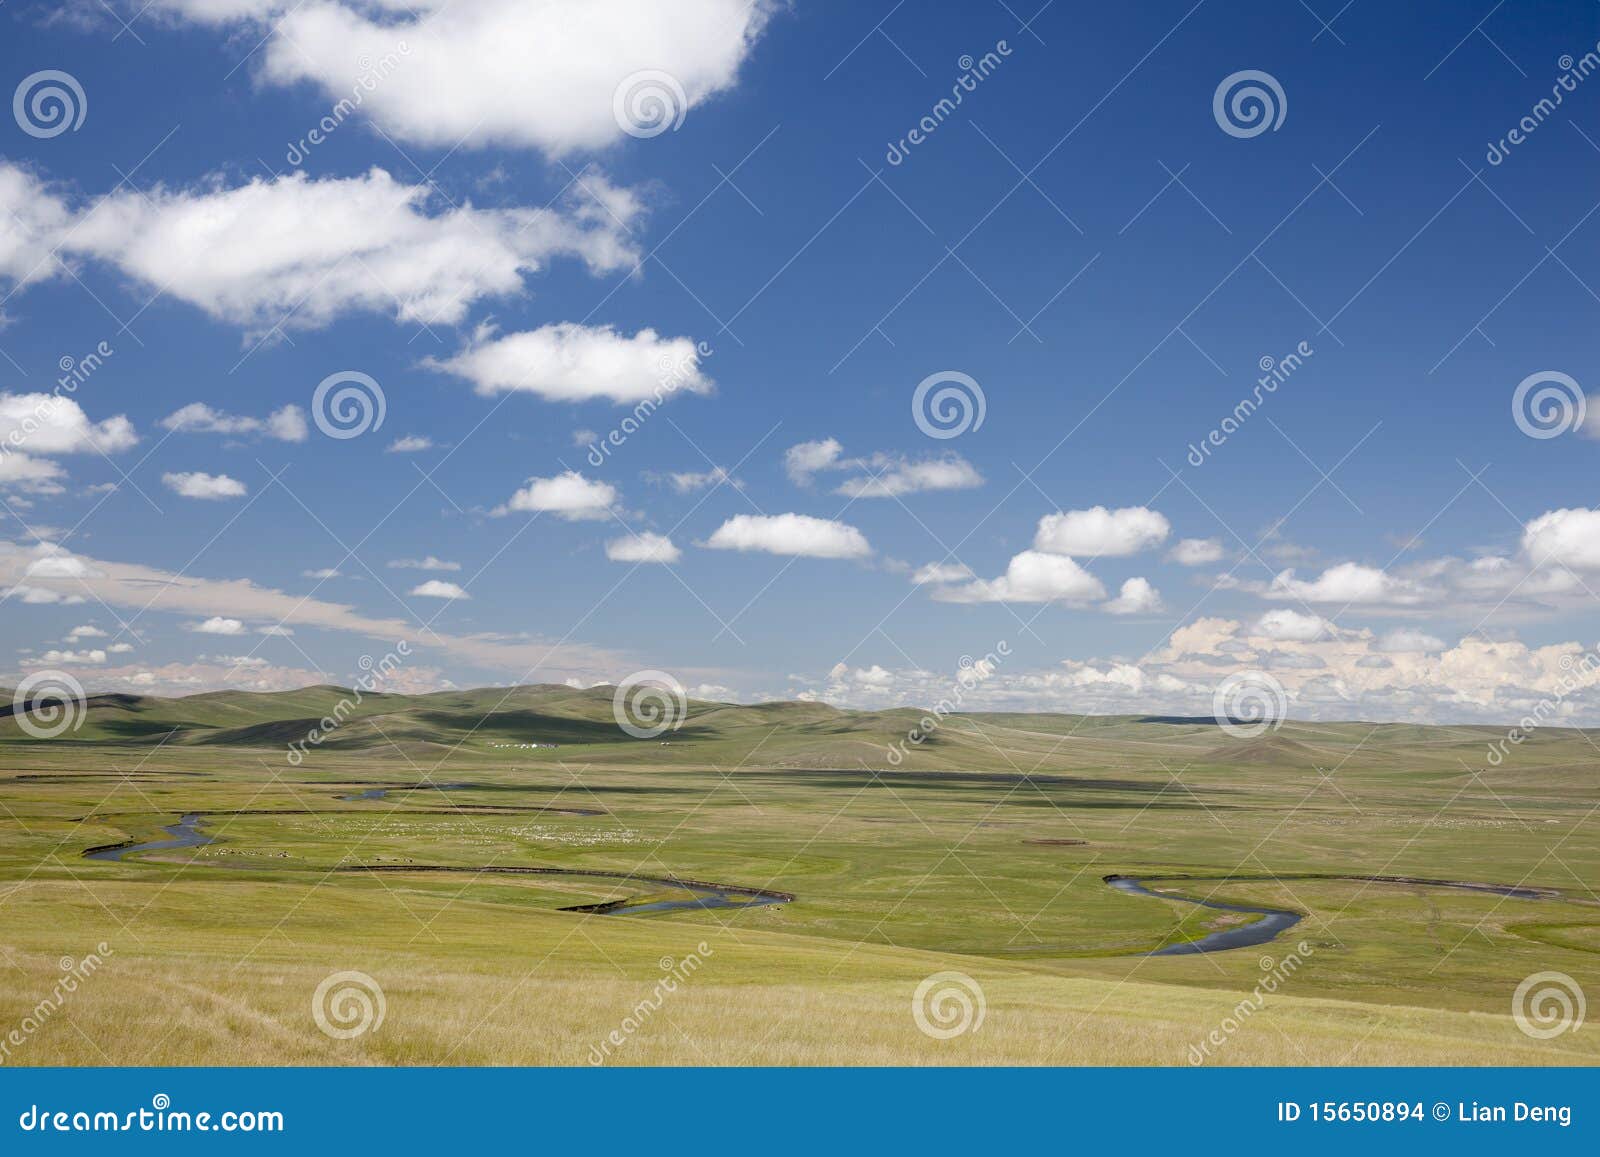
[433,323,710,403]
[1034,506,1170,557]
[0,393,138,456]
[1265,561,1428,606]
[1522,508,1600,571]
[494,471,617,520]
[151,0,777,155]
[0,166,71,288]
[0,164,640,333]
[705,513,870,559]
[934,550,1106,604]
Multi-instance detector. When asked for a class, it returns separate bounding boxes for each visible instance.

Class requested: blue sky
[3,0,1600,723]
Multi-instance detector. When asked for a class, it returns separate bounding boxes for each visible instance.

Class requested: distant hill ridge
[0,681,1584,776]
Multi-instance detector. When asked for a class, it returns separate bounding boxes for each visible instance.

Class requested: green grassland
[0,684,1595,1065]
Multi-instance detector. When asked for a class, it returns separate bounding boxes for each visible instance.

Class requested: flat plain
[1,684,1595,1065]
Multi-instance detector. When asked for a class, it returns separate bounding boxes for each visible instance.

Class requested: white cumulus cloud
[0,393,137,455]
[153,0,778,156]
[1034,506,1170,557]
[434,322,710,404]
[1521,508,1600,571]
[934,550,1106,605]
[705,513,870,559]
[0,164,640,335]
[1103,576,1164,615]
[495,471,617,520]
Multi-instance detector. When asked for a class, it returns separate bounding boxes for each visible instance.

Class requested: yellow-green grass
[0,686,1596,1066]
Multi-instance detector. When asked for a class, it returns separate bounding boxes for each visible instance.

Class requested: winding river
[82,810,1574,946]
[81,811,790,915]
[84,813,213,862]
[1105,872,1576,956]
